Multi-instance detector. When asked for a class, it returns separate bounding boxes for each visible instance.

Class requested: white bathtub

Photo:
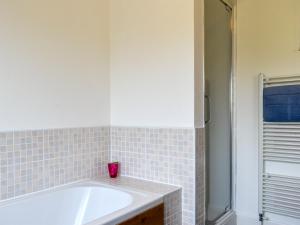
[0,180,163,225]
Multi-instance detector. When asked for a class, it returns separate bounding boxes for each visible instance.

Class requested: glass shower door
[204,0,232,223]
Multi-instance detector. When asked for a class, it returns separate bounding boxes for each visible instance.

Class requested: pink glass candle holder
[108,162,119,178]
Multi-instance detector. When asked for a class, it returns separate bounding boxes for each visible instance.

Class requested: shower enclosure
[204,0,233,224]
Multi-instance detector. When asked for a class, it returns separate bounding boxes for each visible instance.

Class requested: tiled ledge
[95,176,182,225]
[110,127,199,225]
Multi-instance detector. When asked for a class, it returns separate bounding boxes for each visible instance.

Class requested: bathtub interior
[0,186,133,225]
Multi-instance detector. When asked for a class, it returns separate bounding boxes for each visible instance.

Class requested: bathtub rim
[0,178,166,225]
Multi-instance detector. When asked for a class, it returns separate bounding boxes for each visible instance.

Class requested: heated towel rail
[259,74,300,224]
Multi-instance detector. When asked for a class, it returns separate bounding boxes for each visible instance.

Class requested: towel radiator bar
[259,74,300,224]
[264,74,300,87]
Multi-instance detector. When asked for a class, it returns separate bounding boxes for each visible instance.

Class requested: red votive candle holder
[108,162,119,178]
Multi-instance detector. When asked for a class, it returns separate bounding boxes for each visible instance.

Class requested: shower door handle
[205,95,211,124]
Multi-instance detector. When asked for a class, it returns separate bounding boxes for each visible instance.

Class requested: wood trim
[118,204,164,225]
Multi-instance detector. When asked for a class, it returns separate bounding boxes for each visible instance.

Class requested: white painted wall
[195,0,205,129]
[110,0,195,127]
[0,0,199,130]
[236,0,300,224]
[0,0,110,131]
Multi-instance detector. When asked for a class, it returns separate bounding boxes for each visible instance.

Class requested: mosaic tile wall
[195,128,205,225]
[164,189,182,225]
[0,126,205,225]
[0,127,110,200]
[110,127,199,225]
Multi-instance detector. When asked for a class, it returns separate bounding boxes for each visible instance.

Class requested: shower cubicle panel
[204,0,232,224]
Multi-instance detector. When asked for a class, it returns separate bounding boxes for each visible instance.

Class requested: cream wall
[236,0,300,224]
[195,0,205,128]
[0,0,110,131]
[110,0,195,127]
[0,0,199,130]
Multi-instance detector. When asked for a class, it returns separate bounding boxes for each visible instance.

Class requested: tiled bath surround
[110,127,203,225]
[0,126,205,225]
[0,127,110,200]
[164,189,182,225]
[195,128,206,225]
